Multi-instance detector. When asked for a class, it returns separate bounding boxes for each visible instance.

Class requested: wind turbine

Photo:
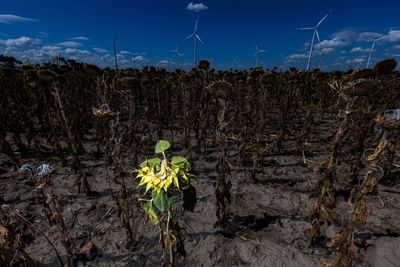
[185,16,202,68]
[112,33,119,71]
[299,12,329,71]
[365,35,387,68]
[318,50,324,69]
[234,58,245,69]
[254,45,266,67]
[133,52,140,69]
[172,46,184,58]
[171,46,184,69]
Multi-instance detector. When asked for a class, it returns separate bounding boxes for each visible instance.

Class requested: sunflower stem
[167,208,174,267]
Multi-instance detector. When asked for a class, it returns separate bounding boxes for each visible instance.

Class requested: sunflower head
[134,140,190,194]
[134,140,195,224]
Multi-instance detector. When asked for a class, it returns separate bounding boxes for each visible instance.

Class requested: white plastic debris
[1,204,9,211]
[19,164,32,174]
[383,109,400,121]
[99,103,111,112]
[36,164,54,177]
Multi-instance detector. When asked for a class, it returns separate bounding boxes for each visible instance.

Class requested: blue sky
[1,0,400,70]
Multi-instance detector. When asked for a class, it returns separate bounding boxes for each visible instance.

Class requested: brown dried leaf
[320,204,330,224]
[327,231,346,250]
[0,225,9,247]
[78,241,98,261]
[348,188,356,206]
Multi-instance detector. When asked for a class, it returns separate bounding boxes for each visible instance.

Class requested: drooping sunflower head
[207,80,233,100]
[374,58,397,75]
[134,155,190,194]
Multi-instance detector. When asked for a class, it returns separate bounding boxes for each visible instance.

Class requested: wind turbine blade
[194,19,199,32]
[185,33,194,39]
[316,13,329,28]
[376,35,387,41]
[363,34,386,42]
[299,27,314,30]
[315,29,320,42]
[196,34,202,43]
[259,49,266,52]
[255,44,258,50]
[366,35,374,41]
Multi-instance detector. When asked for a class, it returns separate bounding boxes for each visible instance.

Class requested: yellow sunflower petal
[145,182,153,194]
[163,176,173,191]
[138,175,154,187]
[151,176,161,186]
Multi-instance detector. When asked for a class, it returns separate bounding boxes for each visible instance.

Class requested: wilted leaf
[152,190,172,212]
[141,157,161,168]
[171,156,190,170]
[171,156,186,165]
[140,199,159,224]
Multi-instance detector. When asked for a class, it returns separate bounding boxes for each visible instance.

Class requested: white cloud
[0,42,116,66]
[38,31,49,38]
[0,14,35,24]
[42,45,61,50]
[27,46,63,58]
[346,57,366,65]
[41,45,61,54]
[64,48,90,56]
[287,53,308,60]
[320,47,335,54]
[385,30,400,42]
[350,46,369,53]
[58,41,83,47]
[93,47,108,53]
[313,30,383,52]
[158,59,170,65]
[314,35,350,50]
[393,45,400,50]
[116,51,132,60]
[100,54,113,61]
[133,55,146,61]
[69,36,90,41]
[186,2,208,12]
[0,36,40,47]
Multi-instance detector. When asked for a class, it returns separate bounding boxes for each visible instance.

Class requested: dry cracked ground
[1,115,400,267]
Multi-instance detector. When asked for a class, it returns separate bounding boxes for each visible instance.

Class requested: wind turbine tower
[366,35,387,68]
[186,16,202,68]
[172,46,184,58]
[299,12,330,71]
[254,44,266,67]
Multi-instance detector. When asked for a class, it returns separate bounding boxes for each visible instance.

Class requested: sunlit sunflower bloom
[135,159,189,193]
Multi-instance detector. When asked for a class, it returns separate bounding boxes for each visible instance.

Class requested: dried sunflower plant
[133,140,196,266]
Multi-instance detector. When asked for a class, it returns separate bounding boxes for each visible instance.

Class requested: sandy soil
[1,115,400,267]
